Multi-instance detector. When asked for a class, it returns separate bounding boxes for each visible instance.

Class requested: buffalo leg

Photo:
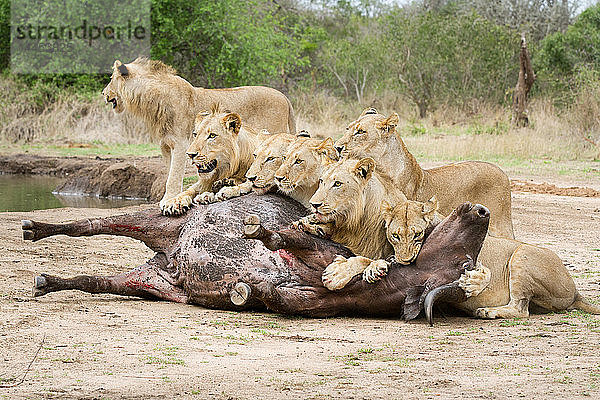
[32,254,188,303]
[22,209,184,252]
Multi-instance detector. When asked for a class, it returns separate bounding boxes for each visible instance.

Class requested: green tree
[152,0,308,88]
[383,10,518,117]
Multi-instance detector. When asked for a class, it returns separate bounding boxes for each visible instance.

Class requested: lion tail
[286,97,297,135]
[568,292,600,314]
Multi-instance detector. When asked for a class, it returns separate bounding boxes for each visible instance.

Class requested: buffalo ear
[377,112,399,133]
[113,60,129,77]
[314,137,339,164]
[222,113,241,135]
[360,107,378,117]
[422,196,438,215]
[353,157,375,180]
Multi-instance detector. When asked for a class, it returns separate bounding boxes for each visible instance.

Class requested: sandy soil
[1,173,599,399]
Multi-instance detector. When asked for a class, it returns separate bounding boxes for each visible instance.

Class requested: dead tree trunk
[512,35,536,127]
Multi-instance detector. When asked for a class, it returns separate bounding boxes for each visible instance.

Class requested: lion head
[274,137,338,204]
[102,58,177,115]
[334,108,400,158]
[186,105,250,181]
[245,132,295,195]
[382,196,440,264]
[308,157,377,225]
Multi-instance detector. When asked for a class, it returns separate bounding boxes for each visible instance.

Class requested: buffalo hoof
[230,282,251,306]
[32,274,49,297]
[22,220,36,241]
[243,214,264,239]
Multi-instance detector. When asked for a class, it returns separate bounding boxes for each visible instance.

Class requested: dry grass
[0,76,145,145]
[0,77,598,162]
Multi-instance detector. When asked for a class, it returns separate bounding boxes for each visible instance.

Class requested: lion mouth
[106,97,117,109]
[252,183,272,194]
[196,159,217,174]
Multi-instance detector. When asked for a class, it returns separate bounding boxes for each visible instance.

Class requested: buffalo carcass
[23,194,489,321]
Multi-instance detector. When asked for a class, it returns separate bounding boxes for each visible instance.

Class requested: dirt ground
[1,170,599,399]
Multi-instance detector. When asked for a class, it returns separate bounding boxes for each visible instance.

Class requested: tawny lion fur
[381,198,600,319]
[275,136,339,208]
[195,131,297,204]
[335,109,514,238]
[102,58,296,209]
[160,106,262,216]
[294,158,407,290]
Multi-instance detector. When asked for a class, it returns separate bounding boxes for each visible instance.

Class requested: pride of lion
[106,58,599,320]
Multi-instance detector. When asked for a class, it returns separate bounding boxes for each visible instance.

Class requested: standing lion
[102,58,296,210]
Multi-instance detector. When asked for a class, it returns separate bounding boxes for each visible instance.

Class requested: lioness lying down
[344,198,600,319]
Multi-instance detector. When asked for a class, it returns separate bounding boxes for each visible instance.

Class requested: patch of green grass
[183,176,198,188]
[144,355,185,366]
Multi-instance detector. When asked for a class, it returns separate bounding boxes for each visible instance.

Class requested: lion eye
[392,233,400,240]
[414,230,424,239]
[192,131,198,137]
[208,133,217,139]
[252,153,257,158]
[294,159,303,165]
[333,181,342,188]
[282,156,286,161]
[354,129,366,136]
[265,156,275,162]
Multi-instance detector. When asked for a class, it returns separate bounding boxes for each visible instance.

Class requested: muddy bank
[0,154,167,201]
[2,154,600,202]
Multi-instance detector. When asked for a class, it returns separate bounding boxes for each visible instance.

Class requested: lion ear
[222,113,241,135]
[422,196,438,215]
[360,107,378,117]
[314,137,339,165]
[353,157,375,180]
[377,112,399,133]
[113,60,129,77]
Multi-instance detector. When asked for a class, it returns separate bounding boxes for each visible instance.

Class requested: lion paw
[194,191,216,205]
[362,260,389,283]
[161,193,193,216]
[215,185,240,201]
[322,256,357,291]
[458,261,491,298]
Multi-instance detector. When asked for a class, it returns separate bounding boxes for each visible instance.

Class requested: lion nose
[186,152,198,159]
[311,202,322,211]
[334,146,344,155]
[473,204,490,218]
[247,175,257,182]
[275,176,284,182]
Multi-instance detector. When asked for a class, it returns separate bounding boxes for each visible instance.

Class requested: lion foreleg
[322,255,373,291]
[160,140,189,207]
[291,214,334,238]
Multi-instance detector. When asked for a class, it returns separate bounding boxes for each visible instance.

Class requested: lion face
[186,110,242,179]
[308,158,375,224]
[334,109,399,158]
[274,137,337,195]
[383,197,438,264]
[102,60,129,114]
[245,133,293,194]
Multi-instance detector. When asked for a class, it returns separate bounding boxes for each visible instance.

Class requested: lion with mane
[102,58,296,212]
